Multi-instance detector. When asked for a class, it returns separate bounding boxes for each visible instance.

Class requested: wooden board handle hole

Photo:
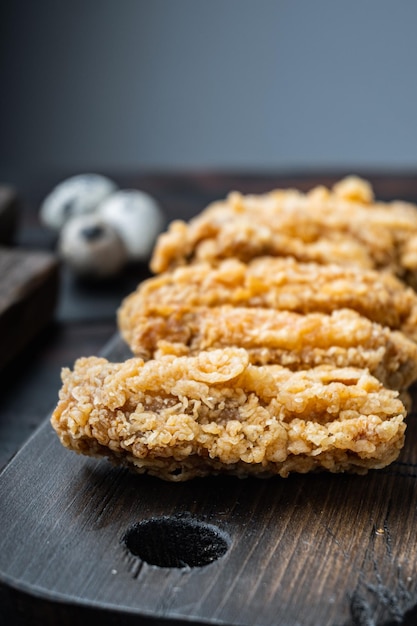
[123,516,230,568]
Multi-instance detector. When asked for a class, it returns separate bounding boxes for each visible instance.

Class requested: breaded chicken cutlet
[51,177,417,480]
[50,348,406,481]
[119,257,417,342]
[150,177,417,287]
[118,306,417,392]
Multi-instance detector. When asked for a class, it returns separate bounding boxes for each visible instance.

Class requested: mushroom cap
[97,189,165,261]
[58,213,128,277]
[40,174,117,232]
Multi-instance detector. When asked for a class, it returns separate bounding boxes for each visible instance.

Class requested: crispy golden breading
[118,306,417,392]
[150,177,417,286]
[50,348,406,481]
[51,176,417,480]
[119,258,417,342]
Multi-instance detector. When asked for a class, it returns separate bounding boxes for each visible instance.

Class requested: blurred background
[2,0,417,194]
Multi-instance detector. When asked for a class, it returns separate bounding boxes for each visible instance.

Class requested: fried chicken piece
[150,177,417,286]
[50,348,406,481]
[118,306,417,392]
[119,258,417,342]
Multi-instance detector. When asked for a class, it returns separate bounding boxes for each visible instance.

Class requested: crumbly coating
[118,306,417,392]
[50,348,406,481]
[51,176,417,481]
[150,177,417,286]
[119,257,417,342]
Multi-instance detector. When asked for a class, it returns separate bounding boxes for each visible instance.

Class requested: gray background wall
[2,0,417,193]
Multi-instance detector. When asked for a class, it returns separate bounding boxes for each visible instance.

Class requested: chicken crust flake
[51,348,406,481]
[118,305,417,392]
[150,177,417,287]
[119,257,417,343]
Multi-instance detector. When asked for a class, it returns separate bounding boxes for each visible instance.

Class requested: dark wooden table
[2,171,417,626]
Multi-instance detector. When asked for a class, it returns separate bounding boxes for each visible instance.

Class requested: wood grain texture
[1,334,417,626]
[0,247,59,369]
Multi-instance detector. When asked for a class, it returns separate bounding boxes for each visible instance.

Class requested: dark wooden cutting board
[0,247,59,369]
[1,334,417,626]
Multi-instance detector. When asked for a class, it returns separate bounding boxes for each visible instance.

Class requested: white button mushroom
[40,174,117,232]
[58,213,128,278]
[97,189,165,262]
